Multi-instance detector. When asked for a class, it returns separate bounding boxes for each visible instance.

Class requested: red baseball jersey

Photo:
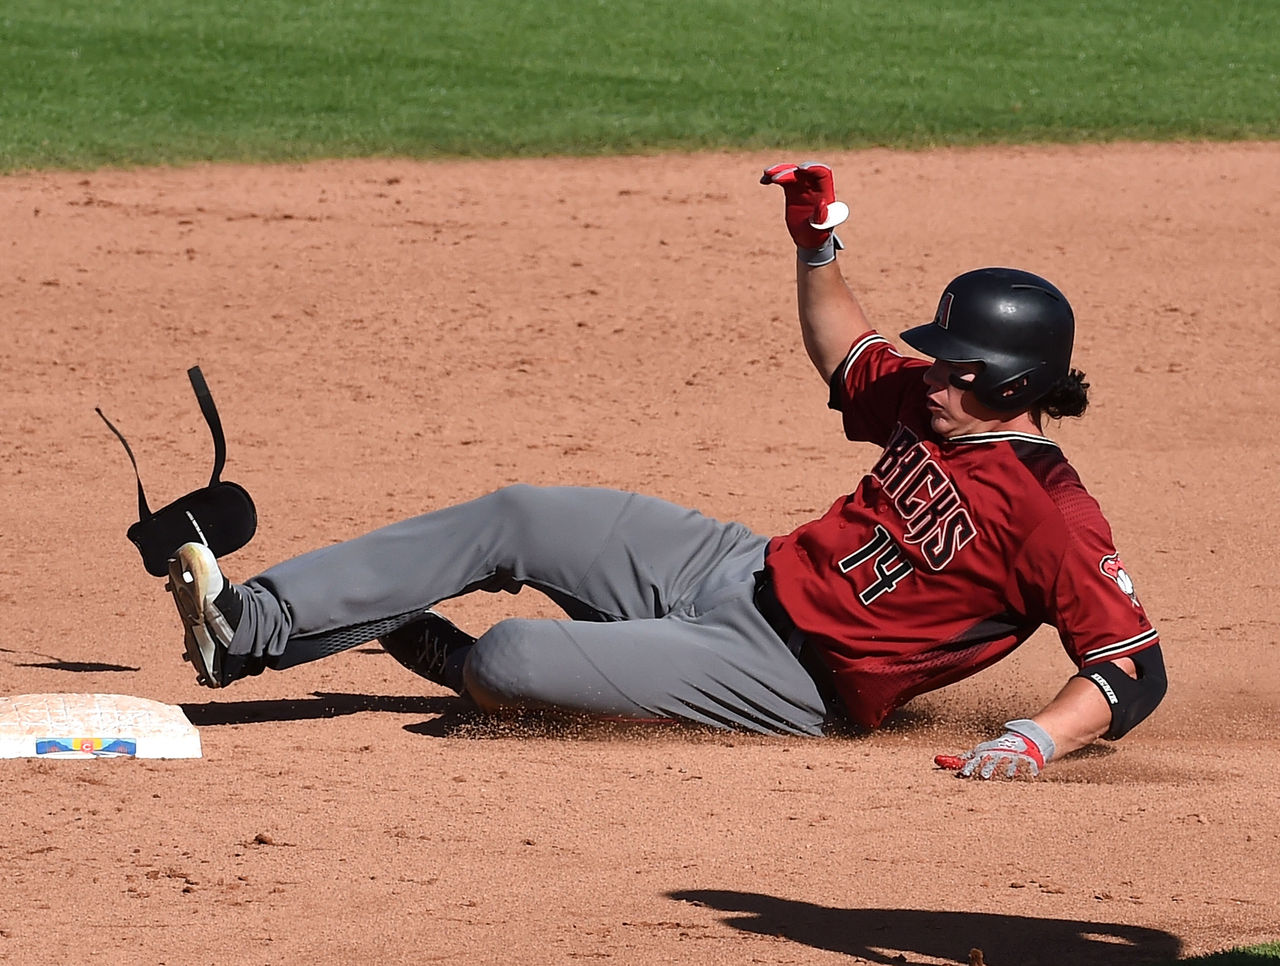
[765,331,1160,729]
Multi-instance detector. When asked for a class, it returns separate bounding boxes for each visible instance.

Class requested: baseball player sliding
[164,162,1165,779]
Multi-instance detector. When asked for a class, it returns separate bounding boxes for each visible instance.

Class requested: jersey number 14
[838,525,914,604]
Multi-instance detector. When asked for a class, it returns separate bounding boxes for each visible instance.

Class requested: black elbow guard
[1076,644,1167,741]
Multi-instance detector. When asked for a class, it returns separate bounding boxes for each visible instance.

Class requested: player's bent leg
[462,611,830,737]
[464,484,768,623]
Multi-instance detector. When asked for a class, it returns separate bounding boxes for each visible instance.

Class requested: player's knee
[482,483,548,523]
[463,618,543,711]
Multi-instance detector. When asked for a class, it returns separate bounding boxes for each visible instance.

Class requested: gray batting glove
[954,719,1056,780]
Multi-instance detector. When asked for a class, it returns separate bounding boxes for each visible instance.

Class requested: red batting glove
[935,719,1057,781]
[760,161,849,264]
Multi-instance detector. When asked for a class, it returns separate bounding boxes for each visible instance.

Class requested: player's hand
[760,161,849,264]
[935,719,1056,780]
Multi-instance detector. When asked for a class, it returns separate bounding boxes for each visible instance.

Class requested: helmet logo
[935,292,954,329]
[1100,553,1141,607]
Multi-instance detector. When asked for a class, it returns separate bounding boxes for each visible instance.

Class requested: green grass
[1173,943,1280,964]
[2,0,1279,170]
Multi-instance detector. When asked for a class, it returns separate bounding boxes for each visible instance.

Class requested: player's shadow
[669,890,1181,966]
[180,691,455,726]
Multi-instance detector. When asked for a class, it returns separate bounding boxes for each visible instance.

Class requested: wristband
[797,232,844,268]
[1004,718,1056,764]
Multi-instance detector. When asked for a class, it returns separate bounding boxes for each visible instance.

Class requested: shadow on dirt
[402,705,792,741]
[669,889,1181,965]
[181,691,454,726]
[5,644,139,673]
[14,660,140,672]
[402,707,705,740]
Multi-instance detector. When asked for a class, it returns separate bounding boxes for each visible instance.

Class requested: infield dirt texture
[3,142,1278,964]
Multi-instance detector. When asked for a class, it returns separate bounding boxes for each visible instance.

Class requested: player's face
[922,360,1010,438]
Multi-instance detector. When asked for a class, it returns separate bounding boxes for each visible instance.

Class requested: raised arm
[761,162,871,382]
[796,261,872,383]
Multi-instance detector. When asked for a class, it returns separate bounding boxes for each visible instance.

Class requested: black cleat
[378,611,475,692]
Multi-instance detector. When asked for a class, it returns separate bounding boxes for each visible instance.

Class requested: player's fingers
[760,163,798,185]
[794,162,835,194]
[797,161,834,176]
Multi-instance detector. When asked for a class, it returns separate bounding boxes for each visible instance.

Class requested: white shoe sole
[166,548,223,688]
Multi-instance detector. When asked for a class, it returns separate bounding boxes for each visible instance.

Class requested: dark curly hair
[1035,368,1090,421]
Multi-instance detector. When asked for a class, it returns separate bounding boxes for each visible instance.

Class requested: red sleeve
[827,331,930,448]
[1019,483,1160,669]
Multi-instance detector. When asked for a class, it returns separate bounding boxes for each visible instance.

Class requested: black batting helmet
[900,267,1074,413]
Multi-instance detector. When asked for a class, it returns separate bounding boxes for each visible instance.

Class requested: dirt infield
[3,143,1278,965]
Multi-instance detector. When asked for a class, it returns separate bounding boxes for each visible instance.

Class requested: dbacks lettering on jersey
[870,424,976,570]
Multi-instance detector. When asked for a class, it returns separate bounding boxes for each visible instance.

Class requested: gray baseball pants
[225,484,830,735]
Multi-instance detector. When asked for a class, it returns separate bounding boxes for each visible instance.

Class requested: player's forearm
[1028,675,1114,758]
[796,258,871,382]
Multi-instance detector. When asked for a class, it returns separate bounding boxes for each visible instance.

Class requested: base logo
[35,737,138,757]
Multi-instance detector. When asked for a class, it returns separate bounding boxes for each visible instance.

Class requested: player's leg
[182,484,765,685]
[461,565,831,736]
